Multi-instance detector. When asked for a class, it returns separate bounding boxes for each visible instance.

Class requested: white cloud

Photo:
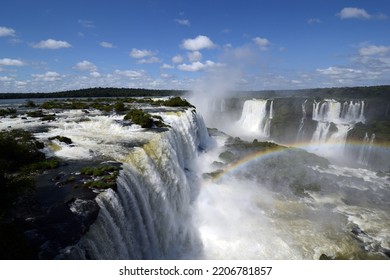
[359,45,390,56]
[178,60,223,72]
[188,51,202,62]
[175,19,190,26]
[15,81,28,87]
[172,55,184,64]
[160,73,172,78]
[291,80,302,84]
[336,7,387,20]
[90,71,101,78]
[0,58,25,66]
[308,18,321,24]
[130,48,155,58]
[0,76,13,82]
[100,41,115,48]
[73,60,97,72]
[316,66,362,76]
[32,39,72,49]
[137,57,160,64]
[253,37,270,50]
[32,71,62,81]
[78,19,95,28]
[181,35,216,51]
[161,64,174,69]
[114,69,144,79]
[0,26,16,37]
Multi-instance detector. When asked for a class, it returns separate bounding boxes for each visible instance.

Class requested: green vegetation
[114,101,126,112]
[203,169,224,180]
[226,137,280,151]
[156,96,195,108]
[78,164,121,190]
[219,151,236,163]
[80,165,119,176]
[26,110,56,121]
[0,87,185,99]
[123,108,168,128]
[0,108,17,117]
[25,100,37,108]
[124,108,154,128]
[0,129,58,214]
[349,121,390,143]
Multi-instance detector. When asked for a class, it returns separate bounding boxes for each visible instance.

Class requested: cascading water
[296,99,307,141]
[236,99,273,139]
[310,99,365,157]
[358,133,375,166]
[58,109,211,259]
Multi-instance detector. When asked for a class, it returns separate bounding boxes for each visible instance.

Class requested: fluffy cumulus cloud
[172,55,184,64]
[253,37,270,50]
[188,51,202,62]
[137,57,160,64]
[0,76,13,82]
[32,39,72,49]
[181,35,216,51]
[90,71,101,78]
[175,19,190,26]
[32,71,62,82]
[0,58,25,66]
[178,60,223,72]
[337,7,387,20]
[0,26,16,37]
[113,69,144,79]
[317,66,362,76]
[73,60,98,72]
[130,48,155,58]
[100,41,115,48]
[161,64,174,69]
[359,45,390,56]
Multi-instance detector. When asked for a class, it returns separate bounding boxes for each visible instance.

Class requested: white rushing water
[309,100,366,158]
[358,133,376,166]
[57,108,212,259]
[1,98,388,260]
[236,99,272,139]
[296,99,307,141]
[193,131,390,259]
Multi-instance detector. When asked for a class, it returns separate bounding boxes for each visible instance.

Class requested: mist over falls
[0,92,389,260]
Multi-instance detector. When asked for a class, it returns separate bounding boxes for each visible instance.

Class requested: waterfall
[296,99,307,141]
[358,133,375,166]
[237,99,273,138]
[59,109,210,259]
[310,99,365,149]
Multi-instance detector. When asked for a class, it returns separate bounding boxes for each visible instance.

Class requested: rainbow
[213,140,390,182]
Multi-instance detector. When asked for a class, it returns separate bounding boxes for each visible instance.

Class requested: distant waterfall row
[296,99,376,164]
[312,100,365,124]
[310,100,365,148]
[60,109,210,259]
[236,99,273,139]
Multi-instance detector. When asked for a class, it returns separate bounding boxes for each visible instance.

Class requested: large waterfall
[236,99,273,139]
[309,100,365,156]
[59,109,211,259]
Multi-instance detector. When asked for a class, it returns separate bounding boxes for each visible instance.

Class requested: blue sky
[0,0,389,92]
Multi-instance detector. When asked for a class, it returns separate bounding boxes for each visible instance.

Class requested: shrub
[114,101,126,112]
[124,109,154,128]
